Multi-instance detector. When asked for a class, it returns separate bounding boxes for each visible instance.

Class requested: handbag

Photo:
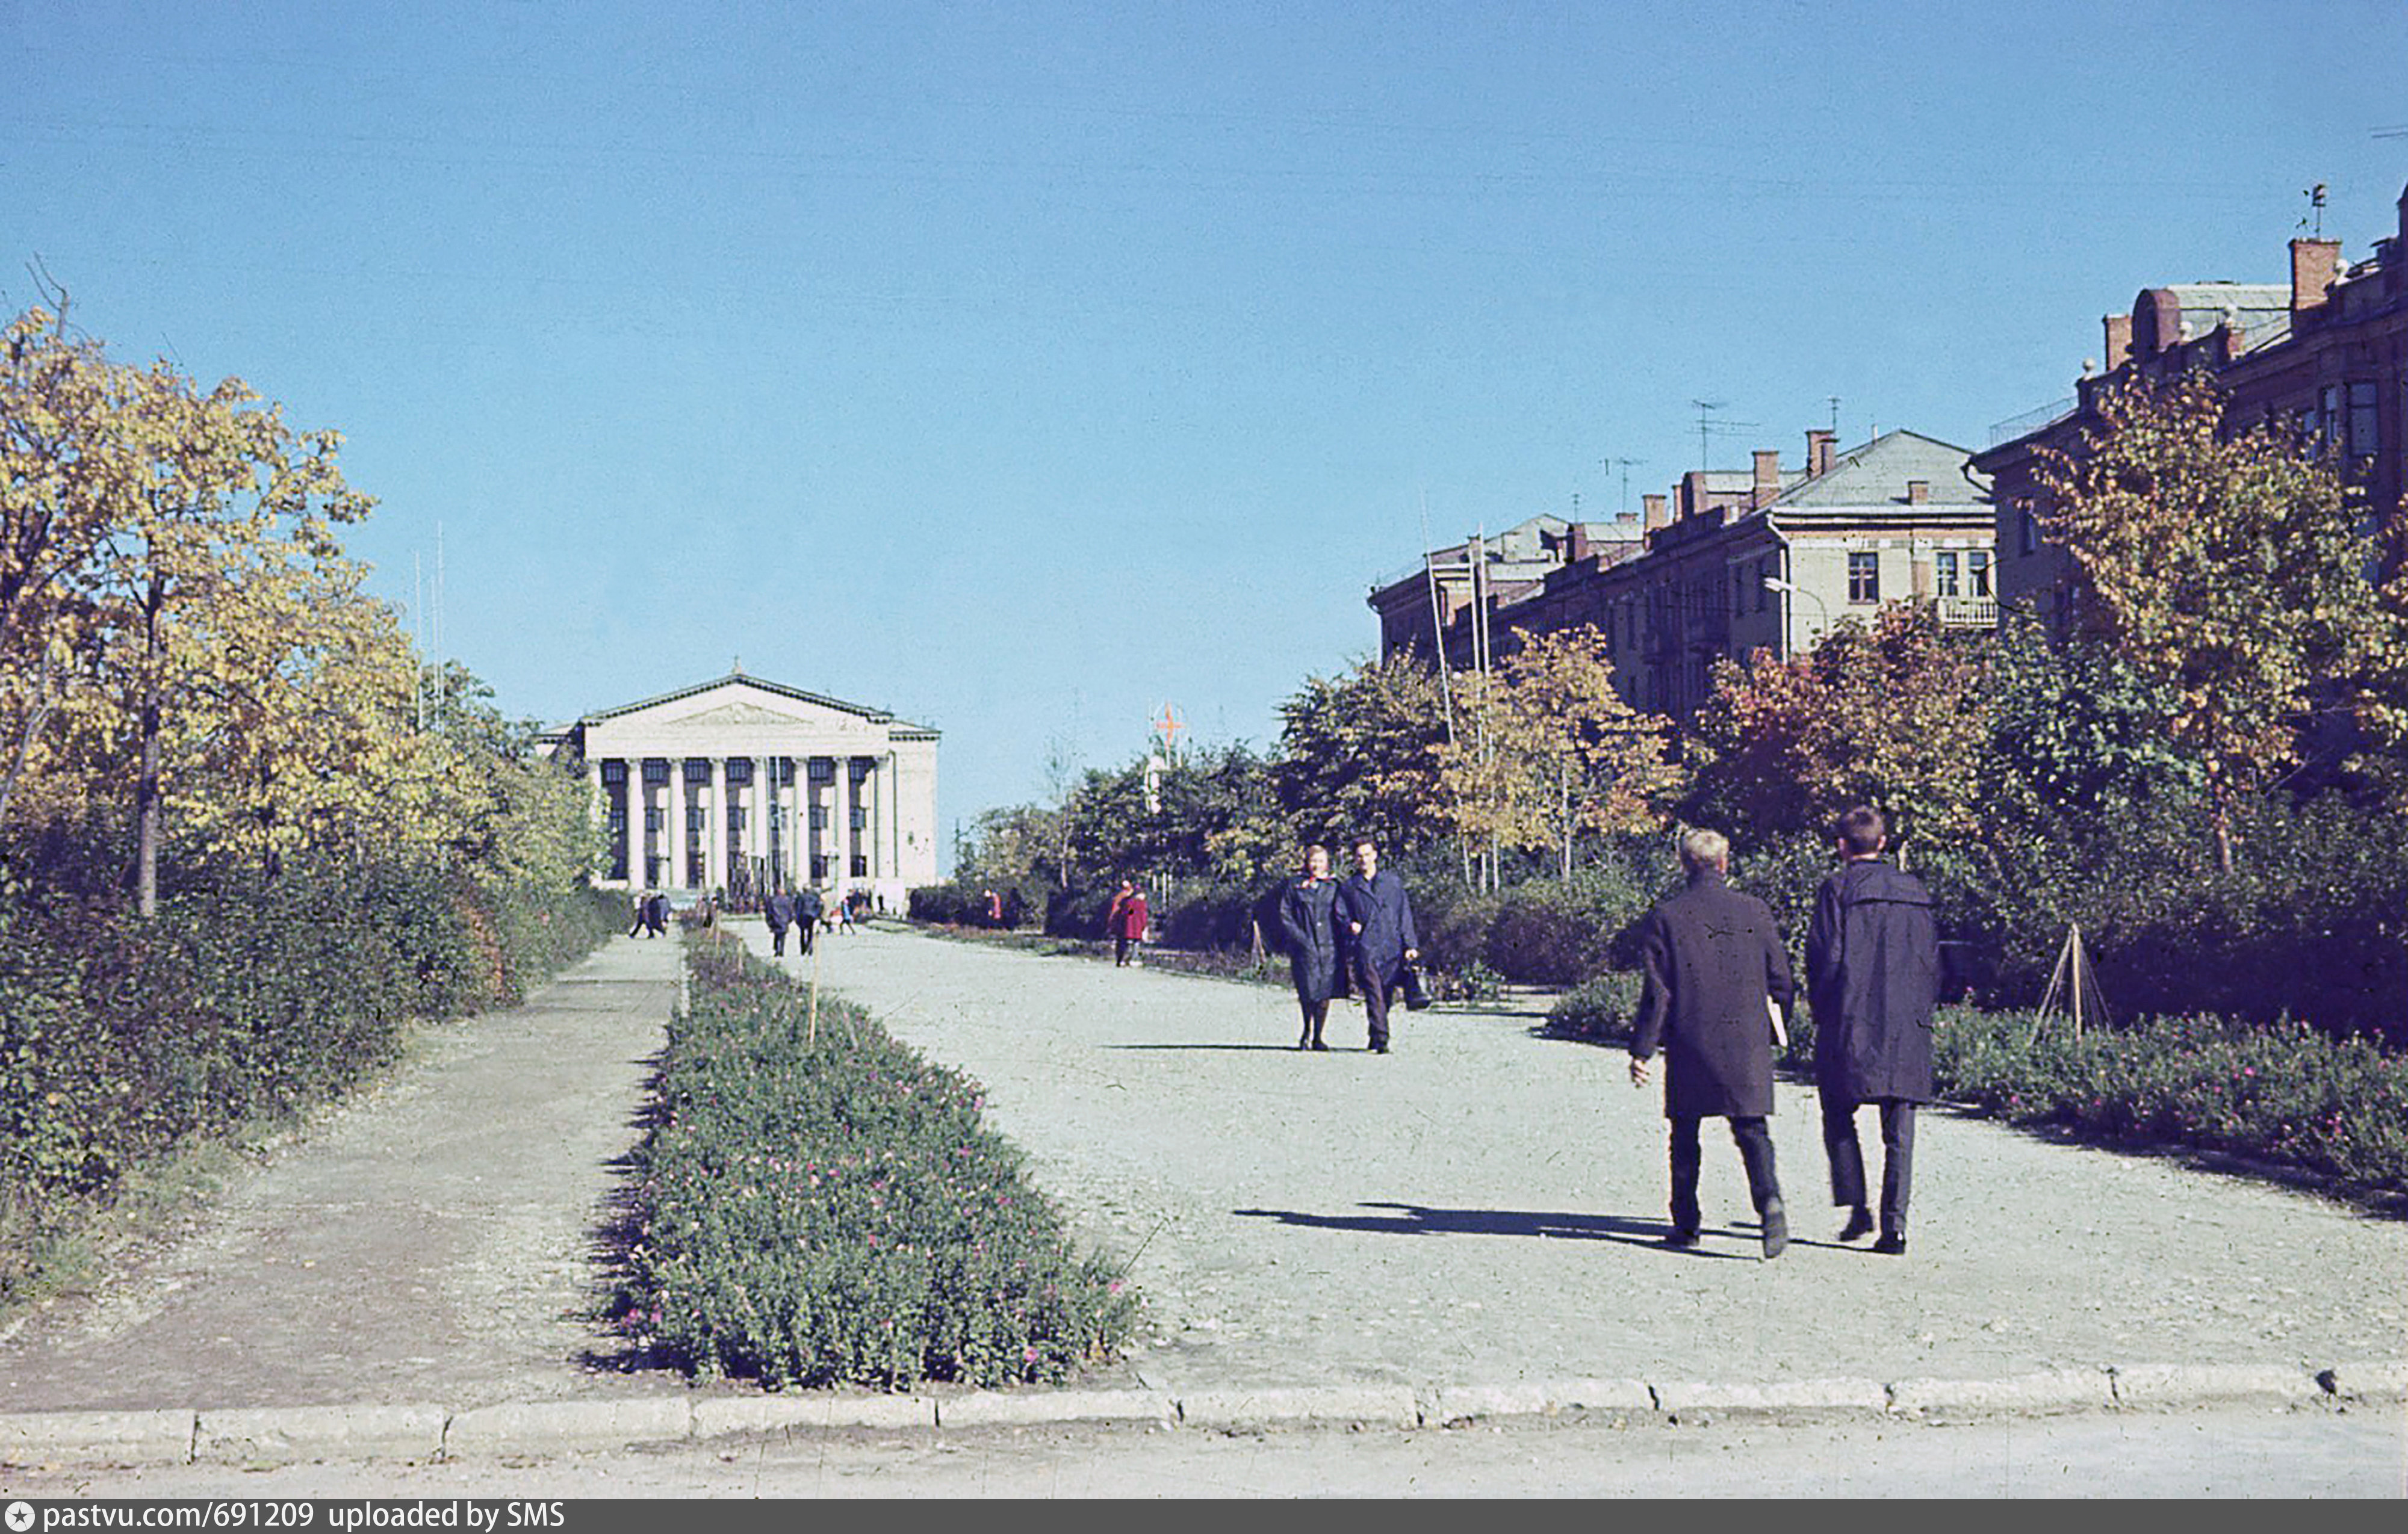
[1400,962,1434,1011]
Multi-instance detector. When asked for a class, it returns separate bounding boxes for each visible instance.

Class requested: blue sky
[6,1,2404,863]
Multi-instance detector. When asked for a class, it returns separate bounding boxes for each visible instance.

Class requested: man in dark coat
[644,891,669,937]
[1628,828,1795,1258]
[1806,805,1941,1256]
[1335,837,1418,1054]
[764,888,796,956]
[792,885,824,956]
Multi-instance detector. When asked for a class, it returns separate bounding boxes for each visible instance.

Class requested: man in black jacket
[1336,838,1419,1054]
[1629,828,1795,1259]
[1806,806,1941,1257]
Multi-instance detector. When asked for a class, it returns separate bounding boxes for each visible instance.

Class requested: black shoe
[1663,1226,1700,1249]
[1873,1231,1907,1256]
[1760,1198,1790,1260]
[1311,1039,1329,1052]
[1370,1043,1389,1054]
[1296,1036,1311,1051]
[1837,1206,1875,1243]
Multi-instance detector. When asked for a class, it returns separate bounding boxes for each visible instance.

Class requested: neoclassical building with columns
[552,670,939,908]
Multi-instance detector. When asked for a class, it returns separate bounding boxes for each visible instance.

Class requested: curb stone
[939,1390,1172,1428]
[197,1405,447,1464]
[1175,1385,1420,1429]
[1,1362,2400,1467]
[692,1395,936,1438]
[1655,1378,1889,1414]
[0,1409,193,1467]
[444,1399,692,1457]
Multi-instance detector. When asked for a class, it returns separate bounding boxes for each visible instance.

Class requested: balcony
[1935,596,1998,628]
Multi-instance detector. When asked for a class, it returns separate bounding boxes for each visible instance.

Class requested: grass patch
[609,933,1140,1391]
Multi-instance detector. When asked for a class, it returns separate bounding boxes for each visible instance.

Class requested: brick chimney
[2291,238,2342,317]
[1805,429,1835,478]
[1905,480,1929,505]
[2102,312,2133,370]
[1642,493,1669,531]
[1751,450,1782,508]
[1565,522,1590,563]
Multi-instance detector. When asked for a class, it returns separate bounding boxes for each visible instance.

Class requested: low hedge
[1546,979,2408,1198]
[611,936,1138,1390]
[0,855,623,1304]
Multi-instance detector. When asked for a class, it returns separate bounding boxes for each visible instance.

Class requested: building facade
[1368,513,1645,669]
[1977,182,2408,634]
[552,672,939,909]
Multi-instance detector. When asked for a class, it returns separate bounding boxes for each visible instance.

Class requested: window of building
[811,855,829,881]
[600,760,627,785]
[642,758,670,787]
[849,806,866,831]
[725,757,753,786]
[851,855,869,878]
[808,758,834,783]
[1968,549,1992,598]
[2016,499,2037,556]
[2346,382,2379,460]
[1934,550,1959,597]
[683,757,710,785]
[687,806,706,834]
[1757,557,1772,612]
[1848,551,1879,603]
[644,807,662,833]
[809,805,827,830]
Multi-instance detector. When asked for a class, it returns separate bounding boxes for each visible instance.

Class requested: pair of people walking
[1276,838,1418,1054]
[762,885,825,957]
[1627,808,1940,1258]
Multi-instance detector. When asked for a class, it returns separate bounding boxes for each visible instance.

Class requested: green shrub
[1545,971,1643,1043]
[613,937,1138,1390]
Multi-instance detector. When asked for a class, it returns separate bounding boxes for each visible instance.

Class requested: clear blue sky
[7,1,2404,865]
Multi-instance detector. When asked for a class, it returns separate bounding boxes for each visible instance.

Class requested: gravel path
[774,926,2405,1397]
[0,924,2397,1421]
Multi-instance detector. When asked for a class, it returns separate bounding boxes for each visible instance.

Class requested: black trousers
[1823,1096,1916,1233]
[769,924,787,956]
[1668,1115,1781,1234]
[1351,955,1394,1048]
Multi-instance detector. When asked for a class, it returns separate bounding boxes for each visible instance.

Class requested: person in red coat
[1108,879,1149,967]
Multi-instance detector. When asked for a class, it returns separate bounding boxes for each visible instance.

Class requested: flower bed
[612,935,1138,1390]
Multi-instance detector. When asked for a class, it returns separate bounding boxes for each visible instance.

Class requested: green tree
[2038,371,2408,867]
[1271,652,1452,853]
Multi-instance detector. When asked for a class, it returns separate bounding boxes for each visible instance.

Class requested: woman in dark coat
[1278,844,1344,1051]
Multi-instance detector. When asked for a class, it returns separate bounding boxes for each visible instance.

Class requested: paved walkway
[0,924,2399,1464]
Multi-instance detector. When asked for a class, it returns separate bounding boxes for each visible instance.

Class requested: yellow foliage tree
[1434,624,1677,880]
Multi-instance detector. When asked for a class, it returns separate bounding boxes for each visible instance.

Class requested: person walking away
[793,884,824,955]
[1807,805,1941,1257]
[1112,880,1149,966]
[1335,838,1418,1054]
[1279,844,1345,1051]
[628,891,650,939]
[764,888,796,957]
[644,890,669,938]
[1628,828,1795,1259]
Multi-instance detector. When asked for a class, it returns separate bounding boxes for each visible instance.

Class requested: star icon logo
[6,1500,36,1532]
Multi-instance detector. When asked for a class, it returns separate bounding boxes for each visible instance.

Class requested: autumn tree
[2038,371,2408,867]
[1686,604,1992,859]
[1433,625,1677,880]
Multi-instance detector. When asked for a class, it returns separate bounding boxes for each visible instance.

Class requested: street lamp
[1763,575,1830,650]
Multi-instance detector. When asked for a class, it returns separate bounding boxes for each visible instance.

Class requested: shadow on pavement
[1232,1201,1765,1259]
[1106,1042,1324,1053]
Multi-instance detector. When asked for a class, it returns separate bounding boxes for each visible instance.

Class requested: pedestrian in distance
[1335,837,1418,1054]
[1807,805,1943,1257]
[1278,843,1345,1051]
[644,890,669,938]
[1628,827,1796,1259]
[793,884,824,956]
[1109,879,1149,967]
[628,891,649,938]
[764,887,796,956]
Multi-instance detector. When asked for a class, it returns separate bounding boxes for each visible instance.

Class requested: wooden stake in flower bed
[2036,921,2111,1039]
[807,938,822,1046]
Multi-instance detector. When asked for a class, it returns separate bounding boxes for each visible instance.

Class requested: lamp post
[1763,575,1830,654]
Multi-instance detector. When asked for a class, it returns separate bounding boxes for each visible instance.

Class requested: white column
[833,755,855,889]
[667,761,689,889]
[707,758,727,894]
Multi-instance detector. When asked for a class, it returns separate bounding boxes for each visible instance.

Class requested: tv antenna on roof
[2300,183,2327,237]
[1690,399,1759,472]
[1600,455,1643,516]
